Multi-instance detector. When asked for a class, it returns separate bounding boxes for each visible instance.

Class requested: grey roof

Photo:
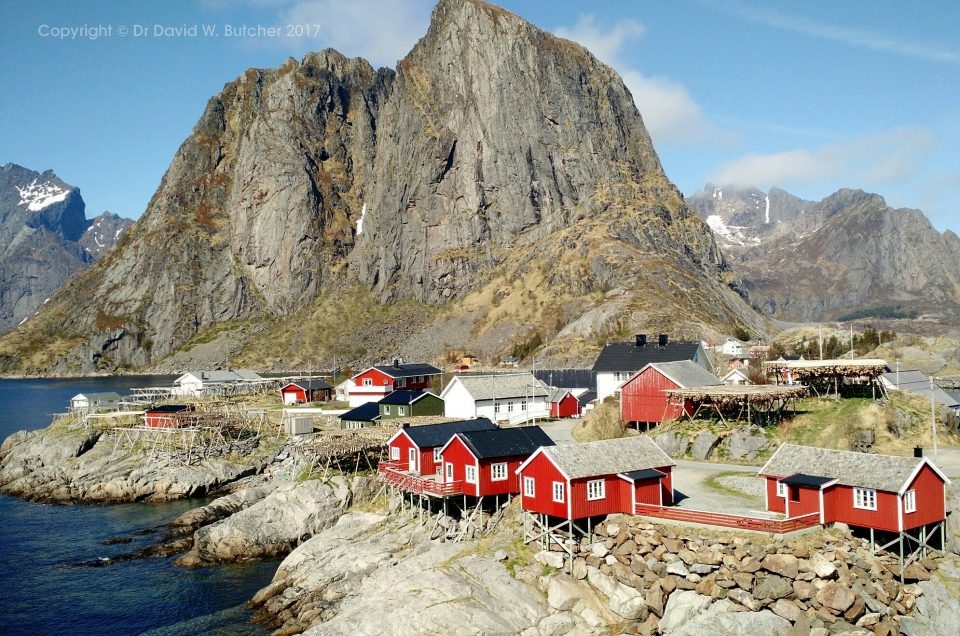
[73,392,123,402]
[647,360,721,388]
[282,379,332,391]
[759,443,945,493]
[542,435,675,480]
[186,370,263,383]
[454,373,549,400]
[547,387,574,403]
[592,341,705,373]
[881,370,959,408]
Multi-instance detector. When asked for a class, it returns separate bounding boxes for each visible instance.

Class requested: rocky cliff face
[690,185,960,324]
[0,0,763,374]
[0,164,131,335]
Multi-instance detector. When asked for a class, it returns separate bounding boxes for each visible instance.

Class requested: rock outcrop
[0,0,764,375]
[0,422,276,503]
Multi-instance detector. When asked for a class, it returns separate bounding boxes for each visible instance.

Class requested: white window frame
[853,487,877,511]
[904,490,917,513]
[552,481,565,503]
[465,465,477,484]
[396,377,406,388]
[433,448,442,463]
[398,405,406,416]
[495,402,502,414]
[507,401,514,413]
[362,377,373,387]
[383,405,391,415]
[523,476,535,497]
[587,479,605,501]
[491,462,508,482]
[390,446,400,460]
[776,481,787,498]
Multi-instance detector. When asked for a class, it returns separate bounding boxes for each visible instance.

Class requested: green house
[379,389,444,420]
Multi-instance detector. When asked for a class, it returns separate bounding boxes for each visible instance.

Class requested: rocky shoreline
[4,423,960,634]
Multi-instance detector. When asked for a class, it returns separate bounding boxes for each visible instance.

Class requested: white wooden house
[440,373,549,424]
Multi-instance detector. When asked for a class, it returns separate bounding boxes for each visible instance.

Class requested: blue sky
[2,0,957,235]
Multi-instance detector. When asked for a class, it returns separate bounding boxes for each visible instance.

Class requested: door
[408,447,417,473]
[445,462,454,483]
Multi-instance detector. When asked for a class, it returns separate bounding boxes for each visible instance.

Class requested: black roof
[576,390,597,407]
[781,473,834,487]
[620,468,667,482]
[283,378,332,391]
[454,426,555,460]
[591,341,703,373]
[534,369,596,391]
[372,363,442,379]
[402,418,496,448]
[147,404,192,414]
[339,402,381,422]
[379,389,431,405]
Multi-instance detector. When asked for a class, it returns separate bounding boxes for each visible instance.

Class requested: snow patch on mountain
[706,214,761,247]
[16,179,70,212]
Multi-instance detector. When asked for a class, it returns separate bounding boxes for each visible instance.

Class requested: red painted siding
[902,464,946,530]
[282,387,307,403]
[829,485,900,532]
[765,477,786,514]
[518,453,569,518]
[620,367,688,423]
[388,433,419,473]
[441,437,478,496]
[355,369,394,389]
[785,485,821,518]
[550,394,580,418]
[633,479,661,506]
[145,413,179,428]
[569,476,626,519]
[658,466,674,505]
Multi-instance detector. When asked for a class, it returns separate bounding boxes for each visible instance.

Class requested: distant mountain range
[0,163,132,334]
[688,184,960,323]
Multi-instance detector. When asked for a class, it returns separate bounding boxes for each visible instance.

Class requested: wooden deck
[378,461,463,497]
[634,503,821,534]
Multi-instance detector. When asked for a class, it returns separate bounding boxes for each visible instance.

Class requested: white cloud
[554,15,721,146]
[707,127,936,191]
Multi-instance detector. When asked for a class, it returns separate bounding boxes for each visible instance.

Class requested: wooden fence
[634,503,820,534]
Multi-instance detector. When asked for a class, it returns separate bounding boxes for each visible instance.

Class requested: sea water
[0,377,277,636]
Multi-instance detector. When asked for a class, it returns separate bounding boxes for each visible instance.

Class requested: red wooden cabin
[620,360,721,426]
[144,404,193,428]
[279,379,333,405]
[516,435,675,521]
[759,443,950,533]
[438,426,555,498]
[349,361,442,407]
[548,389,581,418]
[381,418,497,496]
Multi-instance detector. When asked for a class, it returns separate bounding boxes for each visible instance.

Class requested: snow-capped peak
[16,179,70,211]
[706,214,761,247]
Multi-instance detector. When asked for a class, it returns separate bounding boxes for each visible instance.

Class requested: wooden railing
[634,503,820,535]
[378,462,463,497]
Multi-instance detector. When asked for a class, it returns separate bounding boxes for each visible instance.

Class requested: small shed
[144,404,193,428]
[279,379,333,405]
[548,388,580,418]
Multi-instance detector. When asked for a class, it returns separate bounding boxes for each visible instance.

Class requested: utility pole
[818,326,823,360]
[931,376,938,460]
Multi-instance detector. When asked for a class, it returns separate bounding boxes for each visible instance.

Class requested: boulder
[691,430,720,460]
[587,567,647,620]
[669,599,792,636]
[815,582,856,613]
[723,425,771,461]
[653,431,690,458]
[547,577,582,611]
[659,590,712,633]
[762,553,799,578]
[753,573,793,600]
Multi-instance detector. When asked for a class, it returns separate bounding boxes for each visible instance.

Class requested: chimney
[393,357,401,368]
[635,334,647,347]
[658,333,668,347]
